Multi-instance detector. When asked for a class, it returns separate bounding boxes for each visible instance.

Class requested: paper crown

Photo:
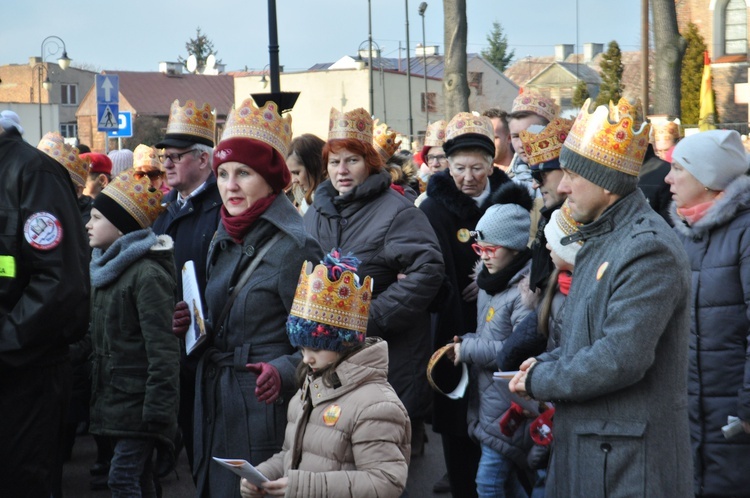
[221,98,293,159]
[545,199,583,266]
[99,168,165,230]
[563,98,651,177]
[132,144,162,171]
[445,112,494,142]
[650,116,683,143]
[372,119,402,161]
[511,90,560,122]
[164,99,216,147]
[328,107,373,143]
[424,120,447,147]
[426,344,469,400]
[520,118,574,167]
[37,132,88,188]
[287,252,373,352]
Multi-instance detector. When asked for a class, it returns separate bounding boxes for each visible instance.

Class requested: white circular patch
[24,212,63,250]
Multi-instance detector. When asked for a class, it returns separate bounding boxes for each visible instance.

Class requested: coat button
[600,443,612,453]
[314,384,319,388]
[316,393,321,398]
[339,218,348,226]
[245,246,255,257]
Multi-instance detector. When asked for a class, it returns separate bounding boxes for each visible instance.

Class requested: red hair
[323,138,384,175]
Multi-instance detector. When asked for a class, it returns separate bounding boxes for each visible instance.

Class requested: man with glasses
[151,99,221,478]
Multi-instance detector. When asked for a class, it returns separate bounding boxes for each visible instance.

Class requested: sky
[3,0,642,74]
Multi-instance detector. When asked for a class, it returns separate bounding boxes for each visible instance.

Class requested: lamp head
[42,77,52,91]
[419,2,428,15]
[58,51,71,70]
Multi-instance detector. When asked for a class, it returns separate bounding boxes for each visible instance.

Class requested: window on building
[725,0,747,55]
[60,84,78,105]
[468,71,484,96]
[421,92,437,113]
[60,122,77,138]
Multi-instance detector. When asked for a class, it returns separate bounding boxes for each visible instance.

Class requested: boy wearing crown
[510,99,692,496]
[86,169,180,496]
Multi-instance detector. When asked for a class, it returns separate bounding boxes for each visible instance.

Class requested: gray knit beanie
[473,182,533,251]
[671,130,749,191]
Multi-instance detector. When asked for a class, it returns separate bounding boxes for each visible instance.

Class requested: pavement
[62,424,449,497]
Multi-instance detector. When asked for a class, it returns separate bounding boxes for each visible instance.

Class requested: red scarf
[220,194,277,243]
[558,271,573,296]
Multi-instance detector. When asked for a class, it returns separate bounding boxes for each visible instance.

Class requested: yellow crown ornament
[511,90,560,122]
[520,117,574,167]
[99,168,165,231]
[163,99,216,147]
[132,144,162,171]
[424,120,447,147]
[220,98,293,159]
[445,112,494,142]
[37,132,88,188]
[328,107,373,143]
[372,119,402,161]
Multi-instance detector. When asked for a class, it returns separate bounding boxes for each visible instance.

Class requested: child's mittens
[246,362,282,404]
[172,301,190,339]
[499,402,525,437]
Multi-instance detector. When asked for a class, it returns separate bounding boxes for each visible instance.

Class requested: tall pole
[38,35,70,138]
[405,0,414,141]
[641,0,649,113]
[420,3,429,128]
[267,0,281,93]
[38,65,43,139]
[368,0,374,115]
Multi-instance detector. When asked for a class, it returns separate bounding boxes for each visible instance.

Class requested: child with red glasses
[445,181,535,498]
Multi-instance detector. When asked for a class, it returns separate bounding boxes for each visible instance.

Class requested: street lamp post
[38,35,71,138]
[404,0,414,141]
[357,40,387,122]
[418,2,429,128]
[367,0,374,115]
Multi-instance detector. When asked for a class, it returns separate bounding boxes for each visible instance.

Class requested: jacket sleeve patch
[23,212,63,250]
[0,255,15,277]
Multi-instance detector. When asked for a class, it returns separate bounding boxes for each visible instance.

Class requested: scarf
[558,271,572,296]
[676,196,720,226]
[220,194,277,244]
[476,248,531,295]
[90,229,157,288]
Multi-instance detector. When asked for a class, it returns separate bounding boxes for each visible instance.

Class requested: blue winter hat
[286,250,373,353]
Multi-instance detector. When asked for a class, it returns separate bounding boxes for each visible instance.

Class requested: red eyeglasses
[471,243,503,257]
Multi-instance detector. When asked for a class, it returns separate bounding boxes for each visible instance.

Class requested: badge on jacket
[596,262,609,281]
[457,228,471,243]
[24,212,63,250]
[486,307,495,322]
[323,404,341,426]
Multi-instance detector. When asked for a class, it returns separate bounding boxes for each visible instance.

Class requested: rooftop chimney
[555,44,574,62]
[584,43,604,63]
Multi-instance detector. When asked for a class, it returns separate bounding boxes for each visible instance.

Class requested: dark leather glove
[246,362,282,404]
[172,301,191,339]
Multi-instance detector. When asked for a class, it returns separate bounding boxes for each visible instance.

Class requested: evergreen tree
[594,41,624,106]
[481,21,515,72]
[178,27,222,72]
[572,80,590,108]
[681,23,706,125]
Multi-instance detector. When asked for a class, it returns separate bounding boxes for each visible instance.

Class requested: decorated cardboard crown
[445,112,494,142]
[426,344,469,400]
[563,98,651,177]
[424,120,447,147]
[545,199,584,266]
[372,119,402,161]
[511,90,560,122]
[163,99,216,147]
[99,168,165,230]
[287,251,373,352]
[328,107,373,143]
[649,116,683,144]
[520,118,574,167]
[133,144,162,171]
[220,98,293,159]
[37,132,88,188]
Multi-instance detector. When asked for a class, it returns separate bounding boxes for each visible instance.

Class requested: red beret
[213,137,291,193]
[81,152,112,175]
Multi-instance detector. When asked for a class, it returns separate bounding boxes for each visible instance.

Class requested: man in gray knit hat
[510,98,693,497]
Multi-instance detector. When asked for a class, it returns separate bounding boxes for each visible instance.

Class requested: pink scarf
[676,197,719,226]
[558,271,573,296]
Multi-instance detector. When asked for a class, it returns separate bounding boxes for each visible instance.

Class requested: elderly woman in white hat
[665,129,750,496]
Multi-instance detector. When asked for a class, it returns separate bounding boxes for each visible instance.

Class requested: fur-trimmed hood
[671,175,750,238]
[425,168,510,220]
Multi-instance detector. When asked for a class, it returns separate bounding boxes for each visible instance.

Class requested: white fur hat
[671,130,749,191]
[0,110,23,135]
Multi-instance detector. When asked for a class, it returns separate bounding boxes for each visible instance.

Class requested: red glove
[172,301,190,339]
[530,407,555,446]
[246,362,282,404]
[499,402,525,437]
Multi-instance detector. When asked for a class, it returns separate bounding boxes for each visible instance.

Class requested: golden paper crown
[424,120,447,147]
[372,119,402,161]
[328,107,373,143]
[101,168,165,229]
[519,118,574,166]
[132,144,162,171]
[650,117,683,143]
[445,112,494,142]
[165,99,216,147]
[37,132,88,188]
[511,90,560,122]
[563,98,651,177]
[221,98,293,158]
[290,261,373,335]
[556,200,583,245]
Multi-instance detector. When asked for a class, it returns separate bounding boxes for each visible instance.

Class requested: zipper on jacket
[601,442,611,498]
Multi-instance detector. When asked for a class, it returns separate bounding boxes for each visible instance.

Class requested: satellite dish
[206,54,216,70]
[186,54,197,73]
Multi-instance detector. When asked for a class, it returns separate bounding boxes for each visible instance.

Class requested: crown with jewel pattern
[37,132,88,188]
[163,99,216,147]
[133,144,162,171]
[520,118,574,167]
[328,107,373,143]
[220,98,293,159]
[99,168,165,230]
[445,112,494,142]
[545,199,584,266]
[372,119,402,161]
[511,90,560,122]
[650,116,682,144]
[424,120,447,147]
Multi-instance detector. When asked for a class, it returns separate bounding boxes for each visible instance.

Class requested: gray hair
[447,147,493,169]
[193,143,214,169]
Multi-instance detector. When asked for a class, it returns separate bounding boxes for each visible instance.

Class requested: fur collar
[671,175,750,238]
[426,168,510,219]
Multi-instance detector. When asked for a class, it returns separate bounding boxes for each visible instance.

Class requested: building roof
[99,71,235,116]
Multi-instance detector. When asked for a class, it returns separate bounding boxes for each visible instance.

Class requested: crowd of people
[0,84,748,498]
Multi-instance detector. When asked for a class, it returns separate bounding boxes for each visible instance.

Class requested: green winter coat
[89,232,180,447]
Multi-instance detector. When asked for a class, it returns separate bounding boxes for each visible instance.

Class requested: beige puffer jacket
[256,338,411,497]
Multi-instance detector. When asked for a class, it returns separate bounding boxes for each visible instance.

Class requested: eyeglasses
[158,149,197,164]
[134,170,164,180]
[426,154,448,163]
[471,243,503,257]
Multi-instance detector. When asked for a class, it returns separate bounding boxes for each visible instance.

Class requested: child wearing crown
[85,168,180,496]
[239,251,410,498]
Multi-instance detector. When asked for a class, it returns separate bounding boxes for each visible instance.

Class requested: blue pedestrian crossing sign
[96,74,120,132]
[107,111,133,138]
[97,104,119,132]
